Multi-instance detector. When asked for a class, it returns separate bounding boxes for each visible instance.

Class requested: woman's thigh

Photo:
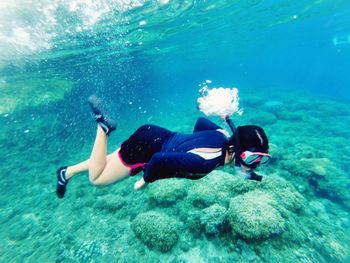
[92,150,130,186]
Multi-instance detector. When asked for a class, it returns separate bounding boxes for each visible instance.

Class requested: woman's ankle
[66,167,73,179]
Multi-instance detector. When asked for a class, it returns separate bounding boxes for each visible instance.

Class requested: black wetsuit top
[142,117,229,183]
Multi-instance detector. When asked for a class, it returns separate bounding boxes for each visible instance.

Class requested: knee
[89,177,97,185]
[89,178,105,187]
[88,171,104,186]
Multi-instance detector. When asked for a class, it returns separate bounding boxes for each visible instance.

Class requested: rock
[185,211,203,237]
[75,240,102,262]
[187,171,236,208]
[94,195,125,213]
[228,190,285,240]
[299,158,331,176]
[249,111,277,126]
[147,178,188,207]
[0,77,73,114]
[321,236,349,262]
[200,204,227,236]
[261,176,305,213]
[131,211,178,252]
[262,100,284,111]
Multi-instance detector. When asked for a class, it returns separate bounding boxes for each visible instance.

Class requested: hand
[134,178,147,190]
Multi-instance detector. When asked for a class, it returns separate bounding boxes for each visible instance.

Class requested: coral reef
[186,170,237,208]
[200,204,227,236]
[0,75,73,114]
[284,156,350,206]
[249,111,277,126]
[93,194,126,213]
[147,178,188,207]
[228,190,286,240]
[75,240,102,262]
[185,210,203,237]
[1,87,350,262]
[131,211,179,252]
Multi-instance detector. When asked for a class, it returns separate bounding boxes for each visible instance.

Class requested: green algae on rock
[228,190,286,240]
[186,170,237,208]
[0,75,73,114]
[185,210,204,237]
[131,211,179,252]
[93,194,126,214]
[147,178,188,207]
[296,158,350,206]
[200,203,228,236]
[249,111,277,126]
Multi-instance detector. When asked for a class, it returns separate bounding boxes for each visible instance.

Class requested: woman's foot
[56,166,69,198]
[88,95,116,135]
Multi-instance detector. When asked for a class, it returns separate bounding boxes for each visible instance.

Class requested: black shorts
[119,124,173,165]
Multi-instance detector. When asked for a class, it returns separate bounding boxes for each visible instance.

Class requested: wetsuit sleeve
[193,117,222,133]
[143,152,216,183]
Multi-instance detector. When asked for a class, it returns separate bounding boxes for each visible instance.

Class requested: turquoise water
[1,1,350,262]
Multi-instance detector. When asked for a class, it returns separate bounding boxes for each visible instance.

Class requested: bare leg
[64,125,108,180]
[57,96,124,199]
[91,149,130,186]
[65,155,113,180]
[89,126,108,182]
[65,160,89,180]
[63,125,130,186]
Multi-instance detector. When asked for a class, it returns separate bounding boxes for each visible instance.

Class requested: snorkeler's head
[227,124,269,168]
[225,117,269,168]
[237,125,269,153]
[227,125,268,150]
[236,125,269,169]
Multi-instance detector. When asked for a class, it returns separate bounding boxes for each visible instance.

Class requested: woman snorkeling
[56,95,270,198]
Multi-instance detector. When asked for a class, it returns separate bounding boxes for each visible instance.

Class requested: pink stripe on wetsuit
[118,149,147,175]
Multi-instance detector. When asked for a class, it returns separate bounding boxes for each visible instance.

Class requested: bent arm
[143,151,215,183]
[193,117,222,133]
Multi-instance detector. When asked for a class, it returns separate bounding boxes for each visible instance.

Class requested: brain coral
[200,204,227,236]
[131,211,178,252]
[147,178,188,207]
[187,170,236,208]
[228,190,285,240]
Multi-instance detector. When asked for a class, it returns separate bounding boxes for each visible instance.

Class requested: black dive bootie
[88,95,116,135]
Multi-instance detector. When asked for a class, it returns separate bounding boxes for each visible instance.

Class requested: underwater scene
[1,0,350,262]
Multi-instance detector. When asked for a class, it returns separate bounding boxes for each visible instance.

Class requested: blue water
[1,1,350,262]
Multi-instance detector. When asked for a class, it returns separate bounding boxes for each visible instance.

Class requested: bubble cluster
[197,86,243,117]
